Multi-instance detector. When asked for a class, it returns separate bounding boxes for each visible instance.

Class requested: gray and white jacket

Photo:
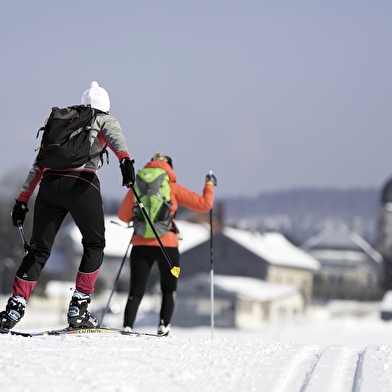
[18,112,131,204]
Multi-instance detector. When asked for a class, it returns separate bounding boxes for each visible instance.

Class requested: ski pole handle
[17,222,28,245]
[205,170,217,186]
[17,223,36,253]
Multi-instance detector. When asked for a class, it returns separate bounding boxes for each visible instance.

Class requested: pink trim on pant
[12,276,36,301]
[76,269,100,294]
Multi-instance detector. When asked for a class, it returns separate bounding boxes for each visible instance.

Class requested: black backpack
[35,105,105,169]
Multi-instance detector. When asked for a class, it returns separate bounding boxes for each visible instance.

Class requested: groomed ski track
[1,332,391,391]
[262,344,392,392]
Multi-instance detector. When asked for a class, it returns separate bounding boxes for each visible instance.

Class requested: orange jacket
[118,160,214,248]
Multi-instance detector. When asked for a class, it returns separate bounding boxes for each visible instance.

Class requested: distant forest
[218,187,381,245]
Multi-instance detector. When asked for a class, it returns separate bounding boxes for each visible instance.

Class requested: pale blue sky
[1,1,392,201]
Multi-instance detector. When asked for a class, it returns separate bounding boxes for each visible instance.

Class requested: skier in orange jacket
[118,152,217,336]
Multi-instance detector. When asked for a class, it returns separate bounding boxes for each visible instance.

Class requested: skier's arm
[173,180,215,212]
[96,114,130,162]
[17,163,44,204]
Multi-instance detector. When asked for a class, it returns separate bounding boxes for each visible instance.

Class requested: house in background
[62,216,319,299]
[179,226,320,301]
[301,224,384,302]
[56,219,320,304]
[172,273,305,328]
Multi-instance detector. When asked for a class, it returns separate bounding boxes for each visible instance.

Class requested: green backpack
[132,167,173,238]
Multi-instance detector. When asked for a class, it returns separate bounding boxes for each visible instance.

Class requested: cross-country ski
[0,326,158,338]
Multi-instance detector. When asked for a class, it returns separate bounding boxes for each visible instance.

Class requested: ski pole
[209,171,215,339]
[17,222,36,253]
[129,183,180,278]
[98,238,132,327]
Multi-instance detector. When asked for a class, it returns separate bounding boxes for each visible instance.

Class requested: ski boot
[157,321,171,337]
[0,296,27,330]
[67,290,98,328]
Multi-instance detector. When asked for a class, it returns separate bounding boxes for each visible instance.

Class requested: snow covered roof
[309,250,375,265]
[181,273,299,302]
[301,224,383,264]
[223,227,320,271]
[64,217,319,272]
[176,220,211,253]
[213,275,299,302]
[65,216,134,258]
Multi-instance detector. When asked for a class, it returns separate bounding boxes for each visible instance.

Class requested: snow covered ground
[1,294,392,391]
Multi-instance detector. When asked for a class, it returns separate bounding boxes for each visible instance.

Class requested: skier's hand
[11,200,29,227]
[205,172,217,186]
[120,158,136,188]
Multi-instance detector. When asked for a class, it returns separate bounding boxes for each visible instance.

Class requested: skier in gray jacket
[0,81,136,330]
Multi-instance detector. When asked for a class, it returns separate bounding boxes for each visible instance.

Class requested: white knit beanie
[81,81,110,113]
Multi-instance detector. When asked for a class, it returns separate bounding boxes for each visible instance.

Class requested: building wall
[174,289,305,328]
[179,233,268,279]
[235,292,305,327]
[312,267,384,301]
[173,293,236,328]
[266,292,305,323]
[266,265,313,300]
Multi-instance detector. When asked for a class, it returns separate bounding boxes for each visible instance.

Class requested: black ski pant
[15,171,105,300]
[124,245,180,328]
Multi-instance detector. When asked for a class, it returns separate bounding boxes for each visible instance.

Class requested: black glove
[11,200,29,227]
[120,158,136,188]
[205,172,217,186]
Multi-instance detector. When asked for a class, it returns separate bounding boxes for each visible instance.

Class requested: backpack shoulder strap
[84,107,110,165]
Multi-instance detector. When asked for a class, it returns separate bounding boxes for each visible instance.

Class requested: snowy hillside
[1,295,392,391]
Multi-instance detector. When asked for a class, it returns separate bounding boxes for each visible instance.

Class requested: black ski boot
[67,290,98,328]
[0,296,27,330]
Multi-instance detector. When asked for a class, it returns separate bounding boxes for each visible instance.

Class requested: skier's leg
[63,173,105,327]
[124,246,154,329]
[14,180,67,299]
[157,247,179,336]
[1,175,67,329]
[64,173,105,294]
